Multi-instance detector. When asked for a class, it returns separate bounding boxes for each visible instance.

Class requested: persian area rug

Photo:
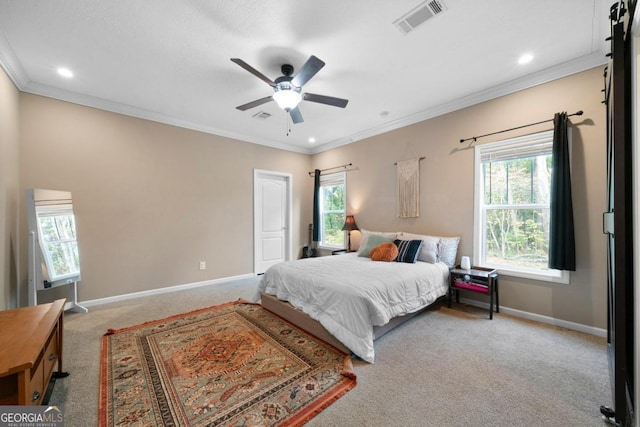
[99,300,356,427]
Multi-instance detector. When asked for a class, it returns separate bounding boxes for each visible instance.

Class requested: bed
[255,247,452,363]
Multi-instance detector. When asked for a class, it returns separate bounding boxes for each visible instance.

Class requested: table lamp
[341,215,359,252]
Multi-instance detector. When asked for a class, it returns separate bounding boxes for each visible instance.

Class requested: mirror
[26,188,87,312]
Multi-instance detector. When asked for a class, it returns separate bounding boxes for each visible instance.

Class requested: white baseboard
[458,297,607,338]
[79,277,606,339]
[80,273,257,308]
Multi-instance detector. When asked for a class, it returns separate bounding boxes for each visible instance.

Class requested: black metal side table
[448,266,499,319]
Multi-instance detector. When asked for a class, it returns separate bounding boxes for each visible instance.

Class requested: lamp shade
[341,215,359,231]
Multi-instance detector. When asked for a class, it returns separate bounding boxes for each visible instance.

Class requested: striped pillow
[394,239,423,263]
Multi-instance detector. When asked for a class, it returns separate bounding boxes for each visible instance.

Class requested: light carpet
[51,276,610,426]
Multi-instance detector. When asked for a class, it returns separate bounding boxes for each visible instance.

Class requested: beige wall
[0,66,20,310]
[18,94,312,302]
[312,66,607,329]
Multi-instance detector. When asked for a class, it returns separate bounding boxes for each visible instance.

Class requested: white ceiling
[0,0,609,154]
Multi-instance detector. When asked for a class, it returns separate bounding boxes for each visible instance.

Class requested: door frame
[253,169,293,274]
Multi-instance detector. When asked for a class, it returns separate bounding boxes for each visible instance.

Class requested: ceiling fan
[230,55,349,124]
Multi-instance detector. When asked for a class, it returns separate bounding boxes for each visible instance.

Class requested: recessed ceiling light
[518,53,533,65]
[308,137,316,144]
[57,67,74,78]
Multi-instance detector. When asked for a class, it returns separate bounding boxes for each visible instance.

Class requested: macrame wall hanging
[395,157,424,218]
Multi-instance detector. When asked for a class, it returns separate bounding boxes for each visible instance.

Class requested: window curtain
[548,112,576,271]
[312,169,321,245]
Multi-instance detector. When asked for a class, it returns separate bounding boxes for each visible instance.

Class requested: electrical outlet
[199,261,206,270]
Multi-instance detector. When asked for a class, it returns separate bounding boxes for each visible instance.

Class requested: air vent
[252,111,271,120]
[393,0,448,35]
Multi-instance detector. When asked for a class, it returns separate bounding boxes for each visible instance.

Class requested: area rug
[99,300,356,426]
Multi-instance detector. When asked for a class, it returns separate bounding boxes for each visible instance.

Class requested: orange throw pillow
[370,242,398,262]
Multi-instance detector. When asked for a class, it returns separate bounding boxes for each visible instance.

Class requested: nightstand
[448,266,499,319]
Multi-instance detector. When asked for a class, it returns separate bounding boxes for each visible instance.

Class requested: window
[36,203,80,282]
[319,172,346,249]
[473,130,569,283]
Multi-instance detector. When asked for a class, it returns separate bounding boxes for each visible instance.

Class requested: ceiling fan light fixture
[273,87,302,111]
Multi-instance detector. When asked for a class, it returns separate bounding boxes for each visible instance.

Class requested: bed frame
[260,292,440,356]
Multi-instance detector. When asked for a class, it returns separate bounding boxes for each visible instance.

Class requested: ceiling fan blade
[289,106,304,124]
[303,92,349,108]
[291,55,325,87]
[236,96,273,111]
[230,58,276,87]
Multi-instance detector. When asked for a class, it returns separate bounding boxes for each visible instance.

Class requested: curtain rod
[393,156,425,165]
[308,163,353,176]
[459,110,584,144]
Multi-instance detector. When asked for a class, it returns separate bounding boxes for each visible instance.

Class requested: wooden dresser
[0,298,65,405]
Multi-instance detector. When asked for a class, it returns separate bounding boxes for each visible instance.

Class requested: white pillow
[358,229,400,256]
[400,232,439,263]
[436,236,461,268]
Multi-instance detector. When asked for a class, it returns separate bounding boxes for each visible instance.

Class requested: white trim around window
[318,171,347,250]
[473,130,570,285]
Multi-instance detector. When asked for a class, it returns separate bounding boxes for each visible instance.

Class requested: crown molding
[2,41,606,157]
[0,33,29,88]
[20,80,312,154]
[311,52,607,154]
[0,35,311,154]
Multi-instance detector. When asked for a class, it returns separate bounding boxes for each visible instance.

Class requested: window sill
[492,265,570,285]
[318,245,345,251]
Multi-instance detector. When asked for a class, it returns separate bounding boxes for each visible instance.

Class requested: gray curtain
[548,112,576,271]
[312,169,321,244]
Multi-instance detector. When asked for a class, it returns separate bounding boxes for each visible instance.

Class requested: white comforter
[255,253,449,363]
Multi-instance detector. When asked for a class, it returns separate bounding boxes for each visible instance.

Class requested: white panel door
[254,170,292,274]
